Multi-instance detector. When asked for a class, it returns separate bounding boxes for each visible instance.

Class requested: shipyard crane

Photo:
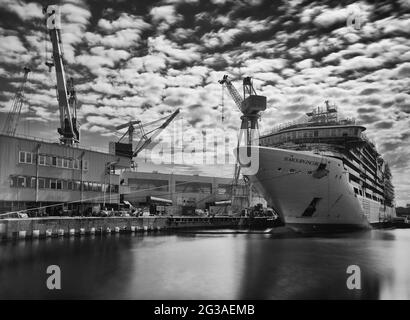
[115,108,180,158]
[2,67,31,136]
[218,75,266,209]
[43,5,79,145]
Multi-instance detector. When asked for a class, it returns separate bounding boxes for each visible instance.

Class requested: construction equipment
[43,5,79,145]
[114,108,180,159]
[2,66,31,136]
[218,75,266,210]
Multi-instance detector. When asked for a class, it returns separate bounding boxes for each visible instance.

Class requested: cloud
[98,13,150,32]
[1,0,410,204]
[0,0,43,20]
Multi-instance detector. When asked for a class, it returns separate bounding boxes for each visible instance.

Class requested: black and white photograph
[0,0,410,306]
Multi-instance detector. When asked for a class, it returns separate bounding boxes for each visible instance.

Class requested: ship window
[314,130,318,137]
[307,171,312,174]
[354,187,358,194]
[359,190,363,196]
[289,169,295,173]
[277,168,282,171]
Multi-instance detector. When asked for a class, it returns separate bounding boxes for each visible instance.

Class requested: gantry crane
[2,66,31,136]
[218,75,266,209]
[44,5,79,145]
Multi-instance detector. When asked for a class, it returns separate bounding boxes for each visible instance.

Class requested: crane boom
[2,67,31,136]
[133,108,180,157]
[44,5,79,145]
[218,75,243,112]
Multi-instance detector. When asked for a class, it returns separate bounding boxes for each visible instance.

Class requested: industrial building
[120,169,266,215]
[0,133,130,215]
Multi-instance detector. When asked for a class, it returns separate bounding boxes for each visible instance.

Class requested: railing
[0,132,110,154]
[261,117,359,137]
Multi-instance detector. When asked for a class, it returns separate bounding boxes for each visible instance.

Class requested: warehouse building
[0,134,130,215]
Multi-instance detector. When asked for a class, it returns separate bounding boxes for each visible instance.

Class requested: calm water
[1,228,410,299]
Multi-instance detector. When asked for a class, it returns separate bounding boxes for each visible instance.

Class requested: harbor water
[1,228,410,299]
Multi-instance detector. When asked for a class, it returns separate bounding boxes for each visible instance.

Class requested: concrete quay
[0,216,251,241]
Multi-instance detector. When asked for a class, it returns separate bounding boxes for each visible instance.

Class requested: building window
[83,160,89,171]
[19,151,25,163]
[30,177,36,188]
[10,176,17,187]
[50,180,57,189]
[73,159,79,169]
[68,181,73,190]
[52,156,57,166]
[63,159,69,168]
[175,181,212,193]
[57,157,63,167]
[39,178,45,189]
[19,151,33,164]
[39,155,46,166]
[56,180,62,190]
[17,176,26,188]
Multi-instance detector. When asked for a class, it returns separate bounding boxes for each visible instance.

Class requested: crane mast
[2,66,31,136]
[218,75,267,210]
[44,5,79,145]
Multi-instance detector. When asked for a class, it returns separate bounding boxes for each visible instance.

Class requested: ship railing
[261,117,359,137]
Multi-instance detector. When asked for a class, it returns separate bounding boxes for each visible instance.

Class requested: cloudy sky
[0,0,409,205]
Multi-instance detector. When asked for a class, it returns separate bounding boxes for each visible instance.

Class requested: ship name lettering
[284,157,319,166]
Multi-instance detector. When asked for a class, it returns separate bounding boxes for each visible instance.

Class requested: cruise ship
[243,101,396,232]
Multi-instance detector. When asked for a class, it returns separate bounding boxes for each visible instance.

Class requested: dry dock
[0,216,273,241]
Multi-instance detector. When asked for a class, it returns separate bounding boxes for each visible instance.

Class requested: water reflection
[0,229,409,299]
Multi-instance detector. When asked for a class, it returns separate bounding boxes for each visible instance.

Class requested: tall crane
[218,75,266,209]
[2,66,31,136]
[44,5,79,145]
[114,108,180,158]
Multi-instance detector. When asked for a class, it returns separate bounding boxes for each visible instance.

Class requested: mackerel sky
[0,0,409,205]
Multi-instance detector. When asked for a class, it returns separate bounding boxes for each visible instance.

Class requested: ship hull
[240,146,395,233]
